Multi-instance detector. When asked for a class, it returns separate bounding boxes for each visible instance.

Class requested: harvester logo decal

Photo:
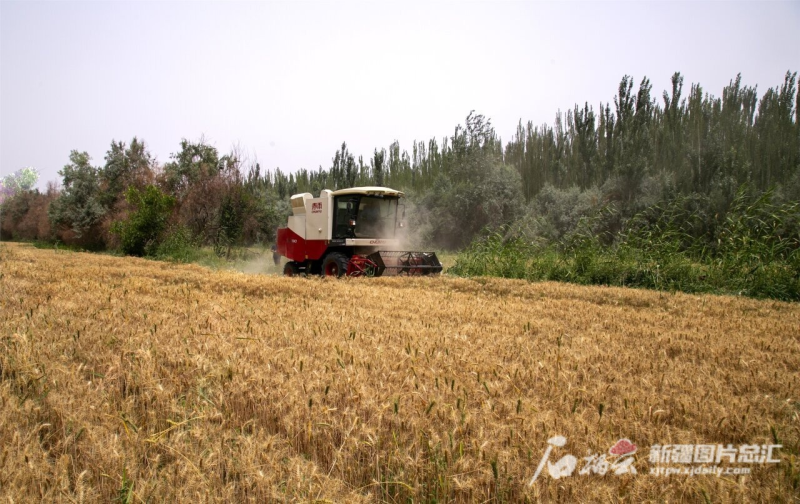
[311,203,322,213]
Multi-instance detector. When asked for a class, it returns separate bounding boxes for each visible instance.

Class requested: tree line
[1,70,798,260]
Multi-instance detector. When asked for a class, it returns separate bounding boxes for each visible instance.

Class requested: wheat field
[1,242,798,502]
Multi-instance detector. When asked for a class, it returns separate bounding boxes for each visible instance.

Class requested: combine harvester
[275,186,443,277]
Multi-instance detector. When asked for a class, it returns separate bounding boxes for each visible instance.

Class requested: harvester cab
[275,186,443,277]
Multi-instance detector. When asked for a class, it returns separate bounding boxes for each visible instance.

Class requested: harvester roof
[330,186,404,197]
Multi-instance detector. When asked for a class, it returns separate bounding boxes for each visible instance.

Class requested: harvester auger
[275,186,443,277]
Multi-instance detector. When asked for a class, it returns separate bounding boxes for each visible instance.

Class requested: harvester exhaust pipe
[367,251,444,277]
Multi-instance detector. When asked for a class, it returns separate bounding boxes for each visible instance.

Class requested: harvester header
[275,186,443,277]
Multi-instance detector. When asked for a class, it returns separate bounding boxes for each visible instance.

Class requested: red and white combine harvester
[275,186,443,277]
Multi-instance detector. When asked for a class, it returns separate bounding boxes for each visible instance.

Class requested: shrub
[111,185,175,256]
[153,225,201,263]
[450,187,800,301]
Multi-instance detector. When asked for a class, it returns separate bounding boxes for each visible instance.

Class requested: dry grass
[1,242,798,502]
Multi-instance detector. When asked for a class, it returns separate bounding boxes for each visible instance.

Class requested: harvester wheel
[322,252,348,277]
[283,262,301,276]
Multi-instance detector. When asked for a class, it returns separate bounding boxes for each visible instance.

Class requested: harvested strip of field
[1,242,798,502]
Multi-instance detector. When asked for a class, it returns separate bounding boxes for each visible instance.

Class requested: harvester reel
[366,251,443,276]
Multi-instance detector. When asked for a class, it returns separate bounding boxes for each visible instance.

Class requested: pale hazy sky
[1,0,798,189]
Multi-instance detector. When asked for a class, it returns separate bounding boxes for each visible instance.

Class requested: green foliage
[116,468,134,504]
[48,151,107,244]
[111,185,175,256]
[162,138,220,196]
[153,225,202,262]
[419,113,523,249]
[13,70,799,295]
[213,184,246,258]
[31,240,82,252]
[101,137,154,206]
[1,188,33,226]
[0,167,38,204]
[241,175,291,244]
[373,148,386,186]
[506,71,799,202]
[449,231,532,279]
[329,142,358,190]
[451,188,800,301]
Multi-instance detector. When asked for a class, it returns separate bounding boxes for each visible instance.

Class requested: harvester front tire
[322,252,349,277]
[284,262,301,277]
